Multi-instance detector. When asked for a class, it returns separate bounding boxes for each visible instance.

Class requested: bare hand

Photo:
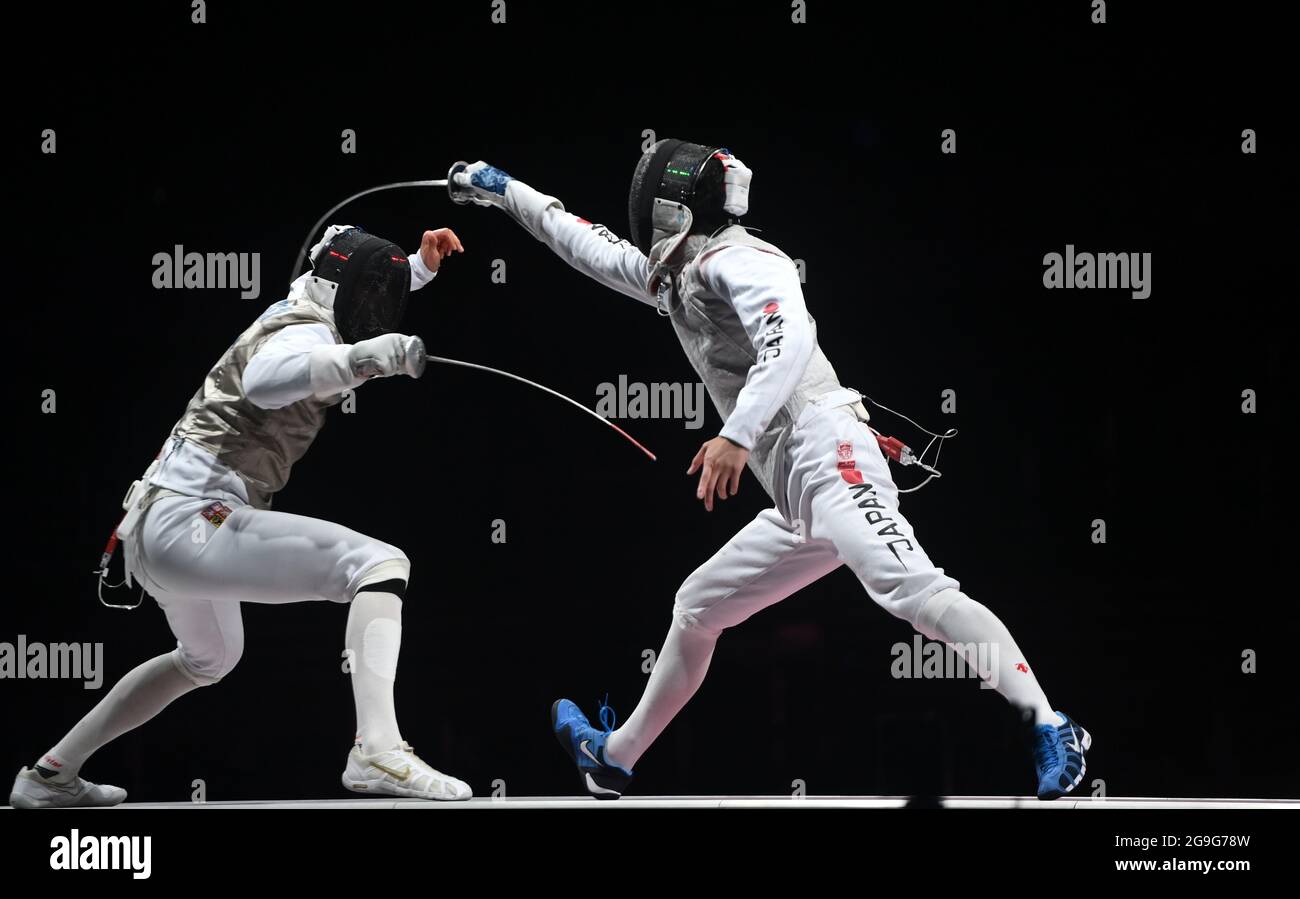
[686,436,750,512]
[419,228,465,273]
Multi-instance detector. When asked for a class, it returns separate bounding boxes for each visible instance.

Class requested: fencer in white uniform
[10,225,473,808]
[453,143,1091,801]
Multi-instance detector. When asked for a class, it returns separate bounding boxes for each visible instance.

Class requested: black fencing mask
[627,140,751,256]
[311,227,410,343]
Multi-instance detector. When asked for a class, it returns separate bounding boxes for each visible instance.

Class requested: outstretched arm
[455,162,656,307]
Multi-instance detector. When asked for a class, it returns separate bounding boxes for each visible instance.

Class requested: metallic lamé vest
[167,295,343,509]
[660,226,852,505]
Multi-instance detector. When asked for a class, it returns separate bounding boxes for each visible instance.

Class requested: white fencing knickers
[128,494,409,686]
[603,392,1063,770]
[673,393,960,636]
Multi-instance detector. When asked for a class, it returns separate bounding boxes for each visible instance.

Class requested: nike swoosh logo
[584,772,619,797]
[371,761,411,781]
[887,542,911,571]
[579,740,602,766]
[1065,724,1081,753]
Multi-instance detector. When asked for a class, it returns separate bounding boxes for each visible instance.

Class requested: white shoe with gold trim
[342,742,471,801]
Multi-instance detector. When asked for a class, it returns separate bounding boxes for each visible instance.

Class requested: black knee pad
[355,578,407,600]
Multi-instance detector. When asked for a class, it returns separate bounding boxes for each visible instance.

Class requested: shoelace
[597,694,617,735]
[1033,728,1061,771]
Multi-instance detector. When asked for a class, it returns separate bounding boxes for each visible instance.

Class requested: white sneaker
[9,767,127,809]
[342,742,472,801]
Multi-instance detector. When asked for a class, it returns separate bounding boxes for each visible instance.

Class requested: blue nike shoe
[550,697,634,800]
[1034,711,1092,800]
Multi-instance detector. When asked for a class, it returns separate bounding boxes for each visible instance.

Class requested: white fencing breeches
[606,400,1056,768]
[130,494,409,685]
[675,401,960,637]
[35,495,411,777]
[607,401,963,768]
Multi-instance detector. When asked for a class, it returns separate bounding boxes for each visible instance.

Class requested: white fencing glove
[348,333,426,379]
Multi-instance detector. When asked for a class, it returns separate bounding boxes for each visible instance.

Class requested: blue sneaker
[550,698,634,800]
[1034,711,1092,800]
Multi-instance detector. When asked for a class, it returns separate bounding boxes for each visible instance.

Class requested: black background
[3,1,1294,805]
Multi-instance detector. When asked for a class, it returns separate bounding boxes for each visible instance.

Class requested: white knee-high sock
[346,590,404,755]
[920,590,1059,726]
[38,652,200,782]
[604,620,719,770]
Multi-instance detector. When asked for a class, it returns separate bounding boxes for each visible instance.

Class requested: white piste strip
[65,796,1300,811]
